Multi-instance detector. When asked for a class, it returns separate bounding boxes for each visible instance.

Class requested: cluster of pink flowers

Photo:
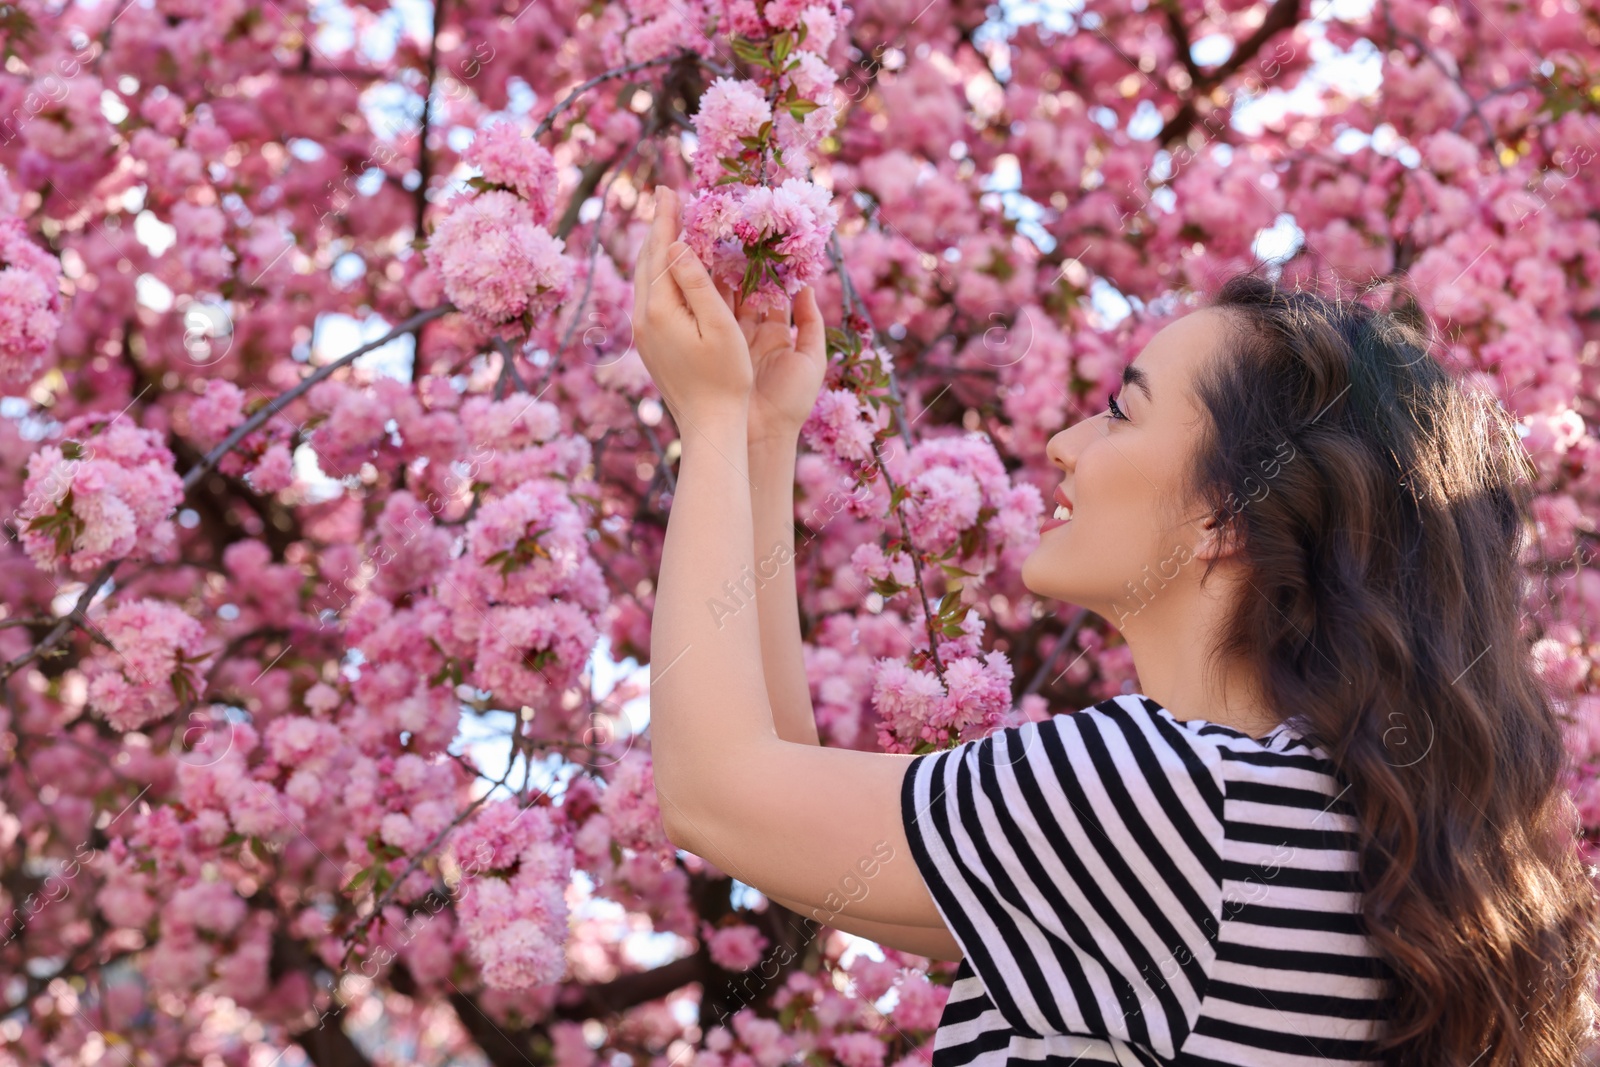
[18,412,185,576]
[681,177,841,316]
[801,386,892,466]
[671,1,851,312]
[888,432,1046,589]
[0,167,62,393]
[81,598,215,731]
[182,380,298,494]
[598,750,669,853]
[698,1006,800,1067]
[423,123,574,336]
[447,799,575,990]
[870,624,1020,752]
[432,468,610,729]
[426,189,575,335]
[464,121,561,222]
[701,921,771,971]
[602,0,845,70]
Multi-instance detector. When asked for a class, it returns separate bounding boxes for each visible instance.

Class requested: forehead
[1129,306,1231,398]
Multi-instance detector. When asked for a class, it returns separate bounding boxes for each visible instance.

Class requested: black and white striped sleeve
[899,695,1227,1059]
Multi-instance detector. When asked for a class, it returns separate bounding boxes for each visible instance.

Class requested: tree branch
[416,0,449,239]
[290,1006,377,1067]
[0,304,452,682]
[532,55,678,140]
[1156,0,1301,144]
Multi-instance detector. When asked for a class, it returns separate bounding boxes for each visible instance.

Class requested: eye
[1106,393,1128,421]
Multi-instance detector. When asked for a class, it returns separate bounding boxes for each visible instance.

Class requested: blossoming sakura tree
[0,0,1597,1062]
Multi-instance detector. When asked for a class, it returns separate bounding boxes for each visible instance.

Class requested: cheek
[1077,435,1131,510]
[1076,441,1176,559]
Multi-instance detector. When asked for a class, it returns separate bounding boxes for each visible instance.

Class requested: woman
[632,183,1600,1066]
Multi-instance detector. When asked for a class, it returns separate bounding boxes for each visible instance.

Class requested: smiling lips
[1040,485,1074,534]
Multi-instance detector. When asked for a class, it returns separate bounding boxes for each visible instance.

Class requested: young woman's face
[1021,307,1230,625]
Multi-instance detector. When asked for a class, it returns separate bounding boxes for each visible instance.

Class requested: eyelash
[1106,393,1128,421]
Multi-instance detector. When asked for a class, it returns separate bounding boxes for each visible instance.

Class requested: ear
[1188,507,1237,563]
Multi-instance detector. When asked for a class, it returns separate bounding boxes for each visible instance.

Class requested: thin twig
[1020,607,1090,700]
[823,235,947,683]
[0,305,453,681]
[532,56,677,140]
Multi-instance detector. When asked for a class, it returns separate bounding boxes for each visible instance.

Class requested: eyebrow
[1123,363,1153,404]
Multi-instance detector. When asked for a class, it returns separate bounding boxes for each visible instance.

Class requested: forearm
[749,437,819,746]
[651,407,780,838]
[764,892,963,961]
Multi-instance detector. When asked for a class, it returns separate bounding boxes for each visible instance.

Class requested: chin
[1019,554,1062,602]
[1022,556,1102,616]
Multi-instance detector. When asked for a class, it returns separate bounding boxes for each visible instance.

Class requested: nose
[1045,415,1092,473]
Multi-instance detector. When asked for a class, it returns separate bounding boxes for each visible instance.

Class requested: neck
[1112,568,1281,739]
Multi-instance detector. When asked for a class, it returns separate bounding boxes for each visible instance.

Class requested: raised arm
[746,426,820,745]
[747,434,961,961]
[762,890,962,961]
[633,185,947,933]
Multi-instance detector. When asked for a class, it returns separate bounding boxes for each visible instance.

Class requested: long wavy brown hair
[1180,271,1600,1065]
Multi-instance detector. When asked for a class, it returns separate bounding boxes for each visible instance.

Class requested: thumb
[666,241,721,322]
[795,285,825,358]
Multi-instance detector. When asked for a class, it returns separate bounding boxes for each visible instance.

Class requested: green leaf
[730,36,766,62]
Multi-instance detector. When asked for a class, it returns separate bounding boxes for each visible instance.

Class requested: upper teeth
[1054,504,1072,520]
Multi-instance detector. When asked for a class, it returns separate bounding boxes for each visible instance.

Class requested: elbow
[656,789,699,853]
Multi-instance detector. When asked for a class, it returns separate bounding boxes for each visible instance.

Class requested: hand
[713,278,827,449]
[632,185,753,428]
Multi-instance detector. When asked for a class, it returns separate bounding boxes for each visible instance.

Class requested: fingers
[762,300,791,330]
[730,282,762,345]
[794,285,825,358]
[637,185,680,312]
[665,239,723,325]
[719,278,761,346]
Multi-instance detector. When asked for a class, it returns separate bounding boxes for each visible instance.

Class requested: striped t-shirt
[900,692,1393,1066]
